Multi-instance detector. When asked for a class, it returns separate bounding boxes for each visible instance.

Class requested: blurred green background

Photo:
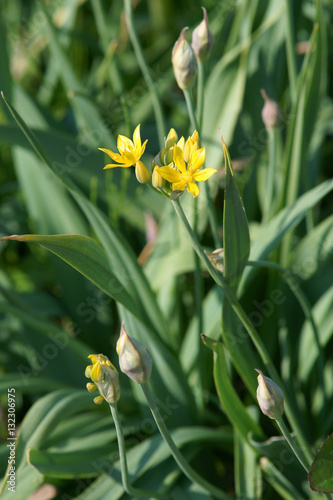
[0,0,333,498]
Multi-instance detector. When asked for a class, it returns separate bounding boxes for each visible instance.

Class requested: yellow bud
[86,382,97,393]
[172,28,197,90]
[165,128,178,150]
[116,322,152,384]
[177,136,185,151]
[191,130,200,147]
[93,395,105,405]
[191,7,215,62]
[135,161,151,183]
[85,354,120,404]
[256,369,284,419]
[152,167,166,189]
[184,133,199,163]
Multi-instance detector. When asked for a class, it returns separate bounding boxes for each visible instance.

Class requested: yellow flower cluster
[99,125,216,198]
[154,128,216,198]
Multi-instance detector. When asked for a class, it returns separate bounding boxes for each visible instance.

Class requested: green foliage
[1,0,333,498]
[309,433,333,493]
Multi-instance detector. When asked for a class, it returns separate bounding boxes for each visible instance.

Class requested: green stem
[123,0,166,147]
[171,198,313,464]
[247,260,327,412]
[141,383,231,500]
[183,88,199,131]
[183,89,221,248]
[276,417,309,473]
[284,0,297,104]
[193,197,204,414]
[263,129,278,223]
[109,403,166,498]
[197,61,205,131]
[91,0,123,96]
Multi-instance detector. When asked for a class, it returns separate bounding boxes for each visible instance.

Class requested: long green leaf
[222,139,250,289]
[1,92,170,345]
[0,234,140,320]
[234,416,262,500]
[308,433,333,493]
[202,335,263,442]
[261,457,306,500]
[0,390,92,494]
[75,426,232,500]
[239,178,333,295]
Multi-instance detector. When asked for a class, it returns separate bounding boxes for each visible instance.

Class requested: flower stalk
[141,382,231,500]
[123,0,166,147]
[109,402,166,498]
[275,416,309,473]
[171,197,313,464]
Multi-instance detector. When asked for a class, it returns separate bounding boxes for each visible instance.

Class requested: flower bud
[116,322,152,384]
[85,354,120,404]
[206,248,224,273]
[135,160,151,183]
[260,89,282,130]
[152,166,166,189]
[255,369,284,419]
[165,128,178,151]
[191,7,215,62]
[172,28,197,90]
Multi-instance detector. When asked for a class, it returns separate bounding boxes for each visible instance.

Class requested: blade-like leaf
[0,390,92,495]
[239,178,333,295]
[0,234,141,320]
[202,335,263,441]
[222,139,250,289]
[1,92,170,345]
[309,433,333,493]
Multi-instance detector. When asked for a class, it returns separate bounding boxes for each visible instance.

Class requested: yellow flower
[85,354,120,404]
[156,132,216,198]
[99,124,151,183]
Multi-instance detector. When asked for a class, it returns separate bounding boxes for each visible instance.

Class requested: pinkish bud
[256,369,284,419]
[260,89,282,130]
[172,28,197,90]
[191,7,215,62]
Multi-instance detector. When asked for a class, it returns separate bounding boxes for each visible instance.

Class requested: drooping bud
[135,160,151,183]
[206,248,224,273]
[260,89,282,130]
[85,354,120,404]
[172,28,197,90]
[191,7,215,62]
[255,369,284,419]
[116,322,152,384]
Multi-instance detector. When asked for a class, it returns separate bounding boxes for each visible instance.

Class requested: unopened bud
[260,89,281,130]
[152,166,166,189]
[191,7,215,62]
[85,354,120,404]
[172,28,197,90]
[116,322,152,384]
[135,160,151,183]
[255,369,284,419]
